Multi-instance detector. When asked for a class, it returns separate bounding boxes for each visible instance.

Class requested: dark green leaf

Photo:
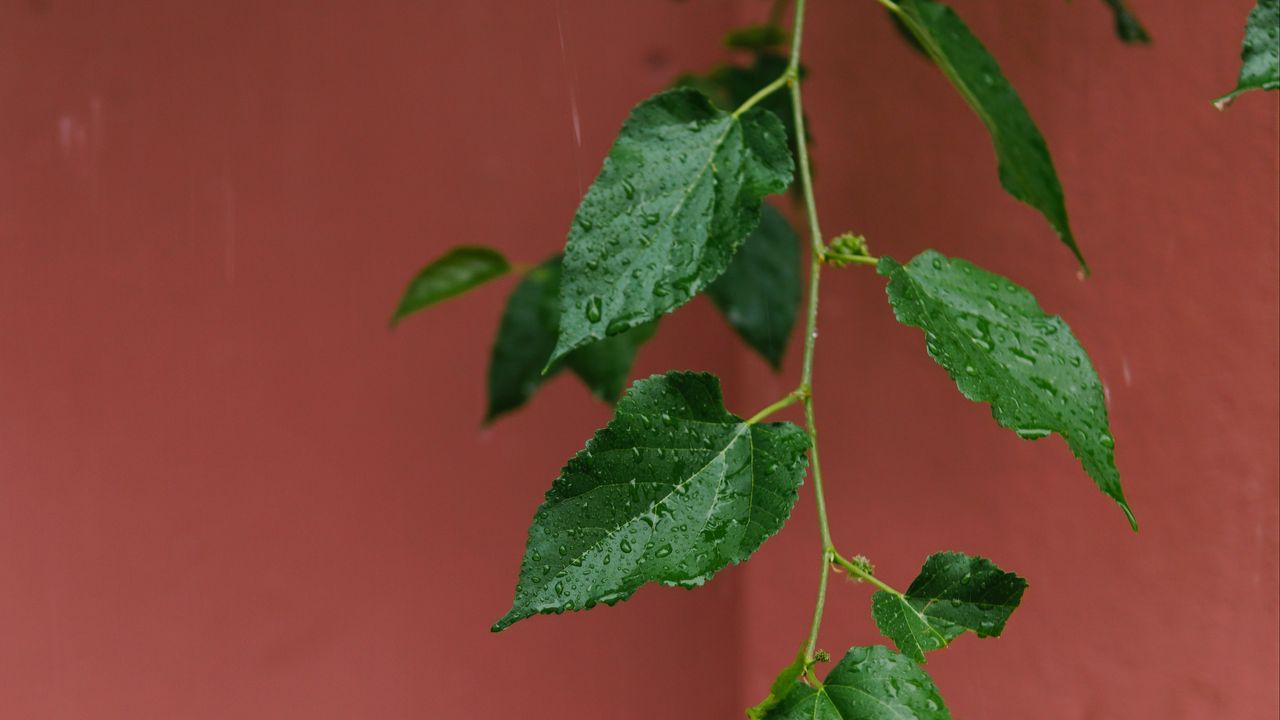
[879,250,1136,529]
[549,88,793,364]
[1101,0,1151,44]
[487,257,656,422]
[872,552,1027,663]
[493,371,809,631]
[725,23,788,51]
[390,246,509,325]
[1214,0,1279,108]
[893,0,1086,270]
[706,204,801,368]
[763,646,950,719]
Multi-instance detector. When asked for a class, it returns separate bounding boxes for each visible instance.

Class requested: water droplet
[1015,427,1051,440]
[654,544,673,558]
[621,179,636,199]
[585,297,603,322]
[577,216,593,232]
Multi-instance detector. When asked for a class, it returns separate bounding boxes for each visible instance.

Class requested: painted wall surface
[0,1,1274,718]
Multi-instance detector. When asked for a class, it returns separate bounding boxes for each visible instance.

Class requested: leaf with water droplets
[871,552,1027,663]
[879,250,1136,529]
[1214,0,1279,108]
[391,246,509,325]
[706,203,802,369]
[493,371,808,631]
[548,88,793,365]
[487,256,656,422]
[762,646,950,719]
[892,0,1086,270]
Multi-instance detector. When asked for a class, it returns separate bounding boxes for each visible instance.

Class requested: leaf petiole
[746,386,808,424]
[831,549,901,596]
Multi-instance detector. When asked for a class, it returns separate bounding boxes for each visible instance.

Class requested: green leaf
[1100,0,1151,44]
[548,88,793,365]
[893,0,1086,270]
[486,257,656,422]
[879,250,1136,529]
[706,204,802,369]
[746,651,808,720]
[493,371,809,631]
[391,246,510,325]
[1214,0,1279,108]
[871,552,1027,663]
[763,646,950,720]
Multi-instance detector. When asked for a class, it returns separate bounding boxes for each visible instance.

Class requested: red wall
[0,1,1274,718]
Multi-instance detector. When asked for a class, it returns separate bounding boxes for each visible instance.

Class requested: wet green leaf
[746,651,808,720]
[550,88,792,365]
[487,257,656,422]
[1101,0,1151,44]
[390,246,509,325]
[879,250,1136,529]
[493,371,808,631]
[892,0,1086,270]
[706,204,801,369]
[1214,0,1279,108]
[872,552,1027,663]
[763,646,950,719]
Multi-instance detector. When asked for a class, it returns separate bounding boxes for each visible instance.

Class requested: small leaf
[1214,0,1279,109]
[879,250,1136,529]
[391,246,510,325]
[745,651,808,720]
[763,646,950,719]
[706,204,802,368]
[493,371,809,631]
[548,88,793,365]
[1100,0,1151,44]
[487,257,655,422]
[872,552,1027,663]
[893,0,1086,270]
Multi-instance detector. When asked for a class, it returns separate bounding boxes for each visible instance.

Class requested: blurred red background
[1,1,1275,717]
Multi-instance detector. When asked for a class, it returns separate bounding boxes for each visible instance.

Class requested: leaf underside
[549,87,793,364]
[895,0,1086,270]
[494,371,809,631]
[706,203,802,369]
[763,646,951,720]
[872,552,1027,663]
[391,246,509,324]
[1215,0,1280,108]
[487,256,656,422]
[879,250,1136,529]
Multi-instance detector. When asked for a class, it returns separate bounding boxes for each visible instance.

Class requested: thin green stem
[823,252,880,267]
[832,551,900,596]
[780,0,840,665]
[732,73,789,118]
[747,388,806,425]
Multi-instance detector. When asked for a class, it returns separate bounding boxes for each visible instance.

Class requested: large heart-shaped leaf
[879,250,1136,529]
[494,371,808,631]
[549,88,793,365]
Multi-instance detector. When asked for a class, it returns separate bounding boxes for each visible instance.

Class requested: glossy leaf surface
[1214,0,1280,108]
[893,0,1085,269]
[764,646,950,719]
[391,246,509,324]
[487,257,655,422]
[706,203,801,368]
[494,371,808,630]
[549,88,793,364]
[872,552,1027,663]
[879,250,1136,528]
